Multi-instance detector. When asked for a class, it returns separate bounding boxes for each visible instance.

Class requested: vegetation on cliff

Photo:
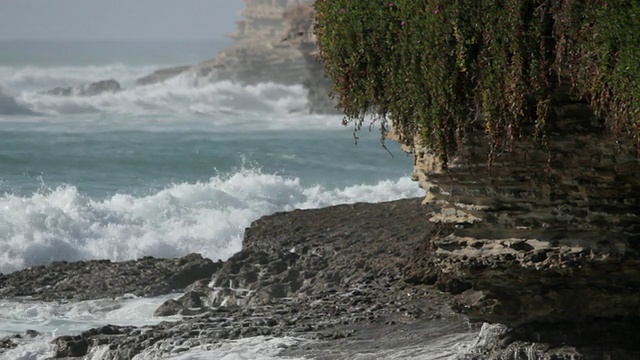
[314,0,640,165]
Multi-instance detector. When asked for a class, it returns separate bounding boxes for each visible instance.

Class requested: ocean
[0,40,489,359]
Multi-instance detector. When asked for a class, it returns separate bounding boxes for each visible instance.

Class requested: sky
[0,0,245,41]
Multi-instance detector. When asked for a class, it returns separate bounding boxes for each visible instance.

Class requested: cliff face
[283,4,336,114]
[400,86,640,349]
[141,0,336,113]
[193,0,309,86]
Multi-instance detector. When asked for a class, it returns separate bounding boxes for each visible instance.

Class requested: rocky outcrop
[283,4,337,114]
[133,1,337,113]
[190,0,311,86]
[0,253,221,301]
[46,79,121,97]
[400,85,640,355]
[135,65,191,86]
[31,199,474,359]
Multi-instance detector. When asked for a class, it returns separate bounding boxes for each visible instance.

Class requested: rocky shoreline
[2,198,638,359]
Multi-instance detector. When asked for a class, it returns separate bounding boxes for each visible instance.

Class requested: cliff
[282,4,336,114]
[401,93,640,353]
[192,0,310,86]
[136,0,336,113]
[316,1,640,356]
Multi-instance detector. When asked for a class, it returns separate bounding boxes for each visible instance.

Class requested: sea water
[0,40,487,359]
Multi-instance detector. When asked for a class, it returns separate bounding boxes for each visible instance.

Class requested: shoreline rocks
[0,253,220,301]
[0,199,468,359]
[2,197,638,358]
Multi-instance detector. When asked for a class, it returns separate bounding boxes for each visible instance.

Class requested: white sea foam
[133,337,306,360]
[0,64,157,94]
[0,294,182,360]
[0,294,180,336]
[0,63,326,121]
[0,168,423,274]
[18,79,312,118]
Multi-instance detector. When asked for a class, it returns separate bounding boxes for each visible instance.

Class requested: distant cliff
[137,0,336,114]
[193,0,310,86]
[283,4,336,114]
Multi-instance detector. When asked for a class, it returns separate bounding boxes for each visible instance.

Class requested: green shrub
[314,0,640,166]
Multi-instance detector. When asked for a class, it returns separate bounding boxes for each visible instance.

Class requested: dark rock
[54,336,88,358]
[46,79,121,97]
[47,199,468,359]
[154,292,205,317]
[0,253,217,301]
[135,65,191,86]
[154,299,183,317]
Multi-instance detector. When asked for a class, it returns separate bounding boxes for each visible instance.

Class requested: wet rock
[0,253,219,301]
[135,65,190,86]
[46,79,121,97]
[154,291,205,317]
[48,199,467,359]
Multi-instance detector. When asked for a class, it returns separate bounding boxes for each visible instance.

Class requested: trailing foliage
[314,0,640,165]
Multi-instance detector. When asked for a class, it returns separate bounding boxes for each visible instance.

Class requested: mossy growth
[314,0,640,166]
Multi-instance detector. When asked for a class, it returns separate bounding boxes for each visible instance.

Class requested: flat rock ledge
[0,253,221,301]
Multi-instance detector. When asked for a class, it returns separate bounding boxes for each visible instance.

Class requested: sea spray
[0,168,423,274]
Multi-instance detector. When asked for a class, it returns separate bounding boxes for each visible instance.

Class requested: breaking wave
[0,64,320,119]
[0,168,423,274]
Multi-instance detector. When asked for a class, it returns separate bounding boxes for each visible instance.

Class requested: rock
[168,253,223,289]
[48,199,466,359]
[154,292,205,317]
[46,79,121,97]
[135,65,191,86]
[54,336,88,358]
[191,0,311,86]
[283,4,338,114]
[154,299,183,317]
[397,87,640,353]
[0,253,219,301]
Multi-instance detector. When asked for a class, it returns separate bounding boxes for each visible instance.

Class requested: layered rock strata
[401,89,640,353]
[283,4,336,114]
[191,0,311,86]
[133,1,337,113]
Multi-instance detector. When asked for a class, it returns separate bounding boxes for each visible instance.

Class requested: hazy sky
[0,0,245,41]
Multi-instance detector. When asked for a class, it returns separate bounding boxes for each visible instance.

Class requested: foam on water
[0,294,180,336]
[133,337,306,360]
[0,62,324,121]
[20,79,297,115]
[0,64,157,94]
[0,168,423,274]
[0,294,181,360]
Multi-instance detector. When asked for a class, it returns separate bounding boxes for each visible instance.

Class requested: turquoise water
[0,40,490,360]
[0,41,421,273]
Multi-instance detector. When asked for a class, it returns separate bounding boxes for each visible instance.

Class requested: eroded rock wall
[283,4,337,114]
[194,0,310,86]
[400,89,640,348]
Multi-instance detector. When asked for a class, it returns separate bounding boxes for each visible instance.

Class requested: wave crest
[0,168,423,274]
